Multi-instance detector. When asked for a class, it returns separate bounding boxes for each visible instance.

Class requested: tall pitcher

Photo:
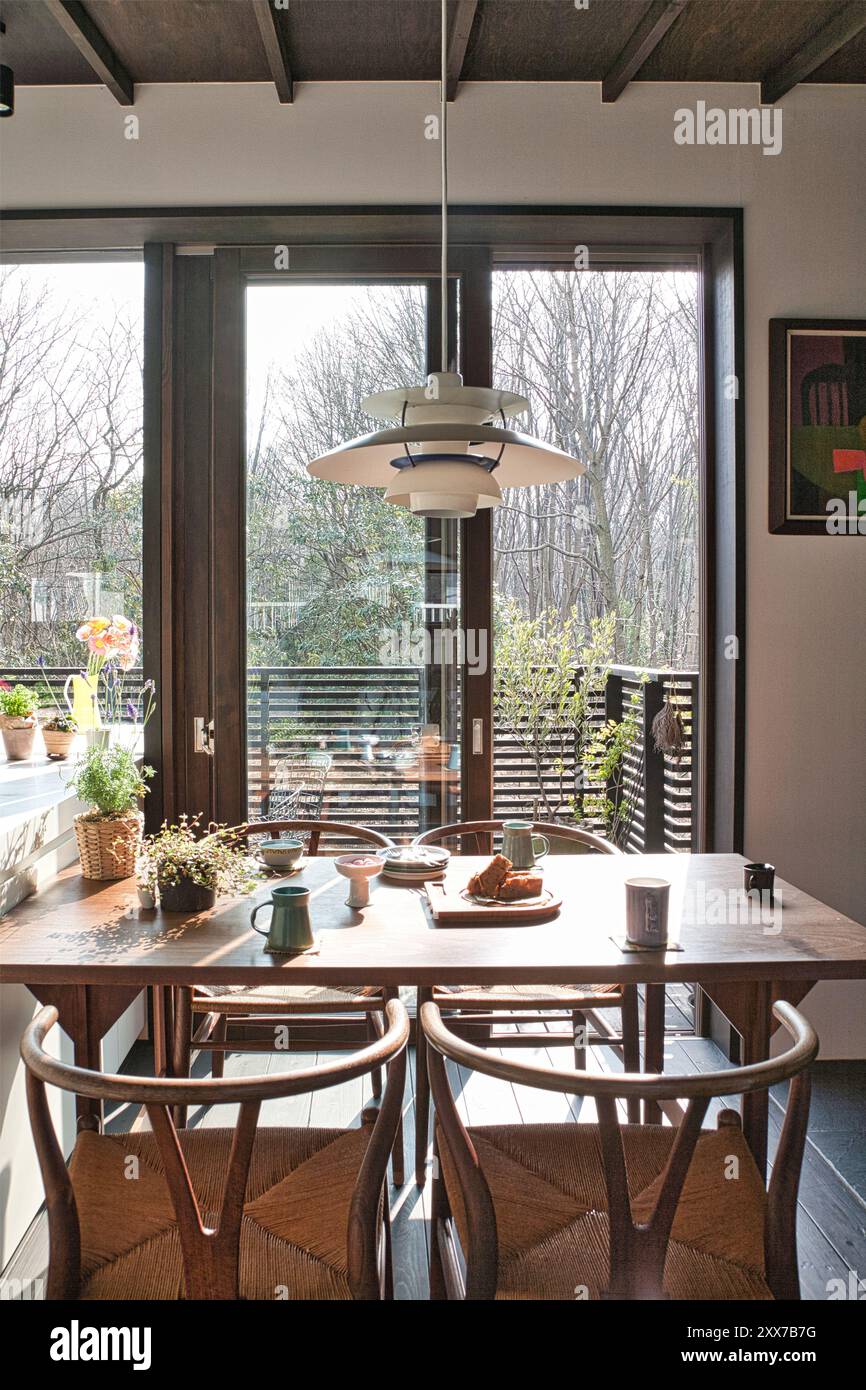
[64,673,102,732]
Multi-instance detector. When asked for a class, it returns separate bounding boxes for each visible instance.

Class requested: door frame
[132,205,744,846]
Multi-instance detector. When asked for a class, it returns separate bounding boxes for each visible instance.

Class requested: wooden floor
[6,996,865,1302]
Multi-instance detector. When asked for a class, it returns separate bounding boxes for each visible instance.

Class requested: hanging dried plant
[652,698,686,762]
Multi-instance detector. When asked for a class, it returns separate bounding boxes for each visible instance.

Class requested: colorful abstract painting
[769,320,866,535]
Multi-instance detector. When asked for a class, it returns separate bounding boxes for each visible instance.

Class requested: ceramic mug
[625,877,671,947]
[251,884,314,953]
[502,820,549,870]
[258,836,304,870]
[743,862,775,904]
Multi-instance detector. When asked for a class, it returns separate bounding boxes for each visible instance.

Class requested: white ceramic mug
[624,877,671,947]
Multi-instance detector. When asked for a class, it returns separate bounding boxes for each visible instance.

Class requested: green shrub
[0,683,37,719]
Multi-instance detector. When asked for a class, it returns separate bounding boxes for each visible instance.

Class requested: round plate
[382,867,447,883]
[460,887,556,909]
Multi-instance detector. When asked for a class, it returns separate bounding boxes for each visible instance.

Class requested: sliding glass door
[243,277,461,842]
[490,264,700,849]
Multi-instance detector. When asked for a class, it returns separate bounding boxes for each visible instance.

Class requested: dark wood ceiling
[1,1,864,107]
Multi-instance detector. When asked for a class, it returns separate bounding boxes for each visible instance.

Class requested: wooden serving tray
[425,880,562,924]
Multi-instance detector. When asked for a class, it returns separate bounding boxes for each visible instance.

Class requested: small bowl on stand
[334,853,385,908]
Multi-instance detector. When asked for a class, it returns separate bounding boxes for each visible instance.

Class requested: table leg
[152,985,170,1076]
[27,983,142,1132]
[643,983,666,1123]
[738,980,772,1177]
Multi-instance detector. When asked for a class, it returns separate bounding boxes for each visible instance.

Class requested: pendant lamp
[306,2,584,518]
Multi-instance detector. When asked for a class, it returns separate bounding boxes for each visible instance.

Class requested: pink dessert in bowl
[334,852,384,907]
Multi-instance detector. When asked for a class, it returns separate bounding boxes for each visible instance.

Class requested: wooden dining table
[2,851,864,1175]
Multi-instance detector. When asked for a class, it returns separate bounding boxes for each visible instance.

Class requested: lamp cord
[440,0,448,374]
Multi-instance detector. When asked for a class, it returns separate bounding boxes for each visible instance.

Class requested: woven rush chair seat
[68,1126,373,1301]
[435,981,623,1005]
[193,982,386,1014]
[436,1120,771,1301]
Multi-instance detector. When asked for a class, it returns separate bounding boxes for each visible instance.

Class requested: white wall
[1,79,864,1018]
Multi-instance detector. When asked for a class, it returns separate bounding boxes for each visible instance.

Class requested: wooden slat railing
[7,664,698,851]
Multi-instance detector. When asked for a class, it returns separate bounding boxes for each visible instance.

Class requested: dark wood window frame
[2,205,745,851]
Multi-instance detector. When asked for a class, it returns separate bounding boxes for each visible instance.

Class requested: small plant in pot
[69,745,155,880]
[40,710,79,759]
[145,815,260,913]
[35,673,80,760]
[0,682,38,761]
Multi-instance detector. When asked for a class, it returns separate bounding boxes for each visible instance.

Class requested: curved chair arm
[420,999,817,1103]
[230,819,395,850]
[413,819,621,855]
[22,1000,410,1109]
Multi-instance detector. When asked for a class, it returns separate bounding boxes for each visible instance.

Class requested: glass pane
[491,268,700,842]
[0,262,144,760]
[245,282,461,843]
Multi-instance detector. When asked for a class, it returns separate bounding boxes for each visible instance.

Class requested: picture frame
[769,318,866,535]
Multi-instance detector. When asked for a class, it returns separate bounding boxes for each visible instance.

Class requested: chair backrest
[22,999,409,1301]
[421,1000,816,1301]
[235,818,394,857]
[413,819,621,856]
[269,753,333,820]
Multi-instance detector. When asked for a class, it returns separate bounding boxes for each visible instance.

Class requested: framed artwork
[769,318,866,535]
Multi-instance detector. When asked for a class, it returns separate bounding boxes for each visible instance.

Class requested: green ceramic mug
[250,884,314,953]
[501,820,549,870]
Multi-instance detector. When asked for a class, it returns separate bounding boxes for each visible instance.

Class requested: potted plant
[40,710,79,761]
[0,682,38,761]
[143,816,259,913]
[34,670,80,759]
[69,744,155,880]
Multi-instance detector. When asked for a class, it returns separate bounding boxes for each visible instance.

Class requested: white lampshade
[384,459,503,519]
[306,374,584,519]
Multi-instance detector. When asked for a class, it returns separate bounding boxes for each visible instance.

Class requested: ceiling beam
[252,0,293,104]
[42,0,134,106]
[447,0,478,101]
[761,0,866,104]
[602,0,689,104]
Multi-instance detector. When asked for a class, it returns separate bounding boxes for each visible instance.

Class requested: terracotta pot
[0,716,36,762]
[41,726,77,760]
[74,811,143,881]
[159,878,217,914]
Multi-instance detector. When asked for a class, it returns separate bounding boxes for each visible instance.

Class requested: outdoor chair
[266,752,332,823]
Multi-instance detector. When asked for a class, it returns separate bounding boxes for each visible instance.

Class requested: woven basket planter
[74,811,143,881]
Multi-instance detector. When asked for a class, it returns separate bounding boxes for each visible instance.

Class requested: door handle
[193,716,215,756]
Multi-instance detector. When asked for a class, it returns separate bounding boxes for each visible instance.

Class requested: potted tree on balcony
[0,683,38,761]
[492,604,639,847]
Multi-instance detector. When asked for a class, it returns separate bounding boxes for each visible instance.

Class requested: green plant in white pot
[69,745,155,881]
[0,683,38,761]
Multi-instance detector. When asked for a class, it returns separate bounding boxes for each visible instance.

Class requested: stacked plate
[380,845,450,883]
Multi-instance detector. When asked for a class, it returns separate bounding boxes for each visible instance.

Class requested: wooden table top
[1,853,864,988]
